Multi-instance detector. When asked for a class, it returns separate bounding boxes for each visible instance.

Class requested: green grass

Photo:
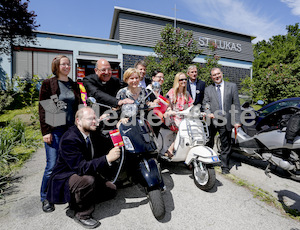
[0,101,39,122]
[0,103,42,198]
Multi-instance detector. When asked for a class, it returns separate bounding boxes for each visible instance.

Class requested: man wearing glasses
[46,107,121,229]
[83,58,133,109]
[83,59,133,155]
[203,67,241,174]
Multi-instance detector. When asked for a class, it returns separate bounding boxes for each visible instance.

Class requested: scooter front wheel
[147,189,166,220]
[193,162,216,191]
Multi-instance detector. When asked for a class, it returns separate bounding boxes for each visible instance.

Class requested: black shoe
[222,168,230,174]
[66,208,75,219]
[42,199,55,213]
[74,216,100,229]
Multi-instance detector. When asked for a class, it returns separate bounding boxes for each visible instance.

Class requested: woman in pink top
[164,72,194,158]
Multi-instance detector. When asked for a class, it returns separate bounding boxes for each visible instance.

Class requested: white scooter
[156,105,220,191]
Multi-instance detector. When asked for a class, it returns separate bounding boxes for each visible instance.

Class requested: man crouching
[46,107,120,229]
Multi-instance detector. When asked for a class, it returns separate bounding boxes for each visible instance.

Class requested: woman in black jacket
[38,55,81,212]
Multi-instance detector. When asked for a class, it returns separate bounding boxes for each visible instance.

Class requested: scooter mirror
[257,100,264,105]
[87,97,96,104]
[87,97,112,109]
[152,82,161,92]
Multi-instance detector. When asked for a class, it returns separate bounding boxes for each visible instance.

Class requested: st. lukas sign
[198,36,242,53]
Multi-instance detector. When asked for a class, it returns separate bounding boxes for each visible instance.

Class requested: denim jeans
[40,127,67,201]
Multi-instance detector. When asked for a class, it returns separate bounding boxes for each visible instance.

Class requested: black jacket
[46,125,110,204]
[186,79,205,106]
[83,74,126,107]
[38,76,81,136]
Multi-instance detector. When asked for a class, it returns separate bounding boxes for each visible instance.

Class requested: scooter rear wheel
[193,162,216,191]
[289,171,300,182]
[147,189,166,220]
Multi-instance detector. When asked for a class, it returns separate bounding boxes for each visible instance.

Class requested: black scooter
[88,97,166,220]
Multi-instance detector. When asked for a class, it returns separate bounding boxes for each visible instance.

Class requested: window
[13,48,73,79]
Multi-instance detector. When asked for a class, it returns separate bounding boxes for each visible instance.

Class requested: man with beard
[46,107,120,229]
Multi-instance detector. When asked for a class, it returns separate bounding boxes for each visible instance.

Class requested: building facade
[0,6,254,89]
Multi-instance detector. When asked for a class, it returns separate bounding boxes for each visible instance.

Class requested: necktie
[86,136,92,155]
[216,85,222,110]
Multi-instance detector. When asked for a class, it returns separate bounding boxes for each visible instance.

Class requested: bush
[0,75,26,112]
[0,118,42,197]
[242,63,300,104]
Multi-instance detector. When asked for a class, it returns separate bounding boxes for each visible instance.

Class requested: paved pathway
[0,148,299,230]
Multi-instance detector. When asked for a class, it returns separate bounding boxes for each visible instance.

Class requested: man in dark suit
[186,65,205,106]
[83,58,133,154]
[46,107,120,229]
[83,58,133,110]
[203,67,241,174]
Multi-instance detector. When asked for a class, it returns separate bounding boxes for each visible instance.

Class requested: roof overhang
[110,6,256,40]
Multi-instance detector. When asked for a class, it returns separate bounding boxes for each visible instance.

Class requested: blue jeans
[40,127,66,201]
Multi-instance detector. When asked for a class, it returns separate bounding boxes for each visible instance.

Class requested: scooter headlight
[190,104,202,117]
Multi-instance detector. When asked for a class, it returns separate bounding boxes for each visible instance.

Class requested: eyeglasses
[212,72,221,77]
[179,78,187,82]
[60,63,71,67]
[97,68,112,73]
[83,117,97,121]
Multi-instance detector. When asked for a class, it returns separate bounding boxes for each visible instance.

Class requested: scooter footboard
[185,146,220,165]
[139,158,165,190]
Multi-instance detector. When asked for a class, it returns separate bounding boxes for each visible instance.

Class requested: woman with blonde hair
[116,68,156,106]
[164,72,194,158]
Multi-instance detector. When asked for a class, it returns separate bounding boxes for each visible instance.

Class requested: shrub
[0,118,41,197]
[0,75,26,113]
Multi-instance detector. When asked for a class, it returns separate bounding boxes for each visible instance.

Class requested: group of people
[38,56,241,228]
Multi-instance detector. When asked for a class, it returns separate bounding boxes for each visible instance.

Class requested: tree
[242,23,300,103]
[0,0,39,56]
[197,41,222,86]
[145,24,222,94]
[145,24,202,93]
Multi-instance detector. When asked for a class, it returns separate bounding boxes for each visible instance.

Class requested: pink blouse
[166,88,194,129]
[166,88,194,112]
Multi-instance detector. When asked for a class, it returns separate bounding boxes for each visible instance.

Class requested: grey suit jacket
[203,81,241,130]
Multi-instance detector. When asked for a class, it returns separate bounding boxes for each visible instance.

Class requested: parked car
[241,97,300,136]
[257,97,300,120]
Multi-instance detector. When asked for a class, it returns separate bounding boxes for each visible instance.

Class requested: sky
[27,0,300,43]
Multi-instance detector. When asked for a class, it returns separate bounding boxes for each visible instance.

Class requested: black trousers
[207,123,232,169]
[68,174,116,219]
